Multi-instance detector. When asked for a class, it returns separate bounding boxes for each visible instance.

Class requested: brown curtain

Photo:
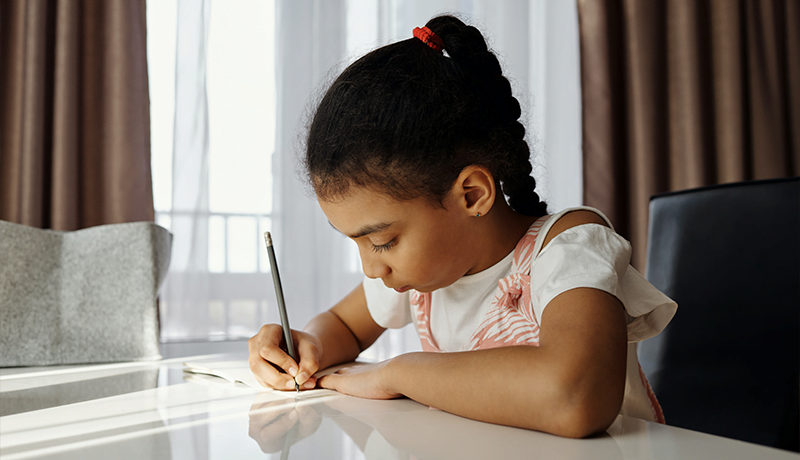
[577,0,800,270]
[0,0,154,231]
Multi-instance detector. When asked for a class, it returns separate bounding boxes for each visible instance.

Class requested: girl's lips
[394,285,411,293]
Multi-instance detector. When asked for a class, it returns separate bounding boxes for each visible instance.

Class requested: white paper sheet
[182,360,359,398]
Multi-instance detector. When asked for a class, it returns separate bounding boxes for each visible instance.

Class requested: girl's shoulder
[534,206,615,257]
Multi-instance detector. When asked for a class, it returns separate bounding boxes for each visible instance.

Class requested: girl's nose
[360,250,391,280]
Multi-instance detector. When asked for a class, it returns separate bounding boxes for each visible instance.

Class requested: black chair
[638,177,800,452]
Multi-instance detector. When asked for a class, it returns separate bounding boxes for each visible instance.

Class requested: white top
[363,206,678,422]
[363,207,676,346]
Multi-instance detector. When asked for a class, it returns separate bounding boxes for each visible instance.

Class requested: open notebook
[182,360,354,396]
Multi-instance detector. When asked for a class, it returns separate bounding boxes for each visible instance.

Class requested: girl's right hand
[248,324,322,390]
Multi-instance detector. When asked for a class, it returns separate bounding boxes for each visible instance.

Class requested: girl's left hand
[317,361,401,400]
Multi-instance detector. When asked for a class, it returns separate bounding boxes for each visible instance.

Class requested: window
[147,0,278,341]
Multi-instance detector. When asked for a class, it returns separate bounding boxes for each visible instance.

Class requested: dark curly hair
[305,15,548,217]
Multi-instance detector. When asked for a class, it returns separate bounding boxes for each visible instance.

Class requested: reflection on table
[1,354,796,460]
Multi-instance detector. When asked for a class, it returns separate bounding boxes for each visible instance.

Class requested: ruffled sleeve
[530,221,677,343]
[615,266,677,342]
[362,276,412,329]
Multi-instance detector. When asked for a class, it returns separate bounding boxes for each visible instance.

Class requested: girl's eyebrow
[329,221,394,239]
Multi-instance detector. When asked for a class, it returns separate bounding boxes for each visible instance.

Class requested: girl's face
[319,186,476,293]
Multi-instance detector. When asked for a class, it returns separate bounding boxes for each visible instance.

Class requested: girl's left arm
[318,283,628,439]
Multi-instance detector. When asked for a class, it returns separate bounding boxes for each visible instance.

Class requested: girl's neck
[466,197,539,275]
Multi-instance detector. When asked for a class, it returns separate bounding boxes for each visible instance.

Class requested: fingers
[248,354,297,390]
[248,326,298,390]
[317,374,348,396]
[294,332,321,386]
[260,325,300,373]
[317,373,338,391]
[316,364,398,400]
[249,325,326,390]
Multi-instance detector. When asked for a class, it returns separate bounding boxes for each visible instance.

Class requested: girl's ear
[454,166,496,217]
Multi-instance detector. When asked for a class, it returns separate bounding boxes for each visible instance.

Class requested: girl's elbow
[548,384,623,438]
[552,403,620,438]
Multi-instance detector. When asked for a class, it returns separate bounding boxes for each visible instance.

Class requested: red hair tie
[413,27,444,53]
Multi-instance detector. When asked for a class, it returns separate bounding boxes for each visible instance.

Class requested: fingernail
[303,381,315,389]
[297,372,308,383]
[288,367,298,377]
[286,380,296,389]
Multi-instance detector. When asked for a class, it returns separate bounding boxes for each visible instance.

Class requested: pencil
[264,232,300,393]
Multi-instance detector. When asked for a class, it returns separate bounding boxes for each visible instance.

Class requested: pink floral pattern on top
[410,215,550,352]
[408,214,666,424]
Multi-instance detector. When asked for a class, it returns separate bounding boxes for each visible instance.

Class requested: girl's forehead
[317,186,403,209]
[318,187,445,235]
[318,187,411,222]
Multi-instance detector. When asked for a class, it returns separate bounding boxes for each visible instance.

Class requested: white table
[1,353,797,460]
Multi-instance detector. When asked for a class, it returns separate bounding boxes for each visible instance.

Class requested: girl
[249,15,676,438]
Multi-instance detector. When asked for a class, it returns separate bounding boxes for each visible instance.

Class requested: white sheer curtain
[161,0,212,340]
[158,0,582,358]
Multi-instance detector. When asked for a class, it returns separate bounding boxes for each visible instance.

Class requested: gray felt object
[0,220,172,366]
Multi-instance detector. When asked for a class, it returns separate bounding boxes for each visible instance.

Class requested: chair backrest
[638,177,799,452]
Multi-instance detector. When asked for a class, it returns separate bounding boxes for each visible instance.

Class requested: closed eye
[371,239,396,253]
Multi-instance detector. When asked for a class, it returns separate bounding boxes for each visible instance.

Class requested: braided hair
[305,15,548,217]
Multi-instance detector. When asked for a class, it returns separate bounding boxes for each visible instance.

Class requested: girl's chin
[401,285,440,294]
[388,280,448,294]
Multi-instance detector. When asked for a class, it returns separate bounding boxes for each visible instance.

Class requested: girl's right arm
[248,283,385,390]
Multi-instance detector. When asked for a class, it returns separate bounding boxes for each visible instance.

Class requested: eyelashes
[371,239,396,253]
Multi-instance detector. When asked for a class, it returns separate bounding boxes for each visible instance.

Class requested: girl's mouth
[394,285,411,293]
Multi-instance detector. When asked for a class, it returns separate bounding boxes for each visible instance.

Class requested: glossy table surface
[1,353,797,460]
